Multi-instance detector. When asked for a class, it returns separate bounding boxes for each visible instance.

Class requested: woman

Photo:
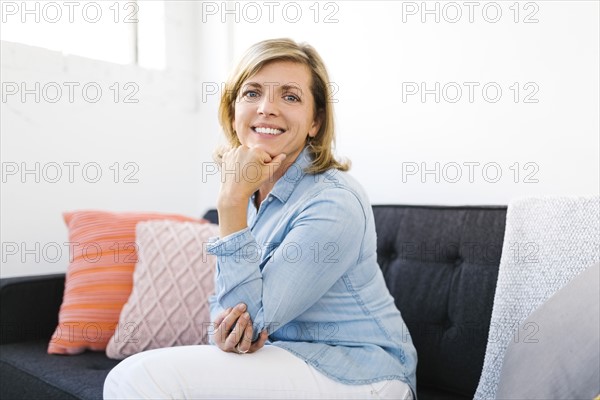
[104,38,417,399]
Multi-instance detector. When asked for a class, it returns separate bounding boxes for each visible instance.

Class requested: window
[0,0,165,69]
[136,0,165,69]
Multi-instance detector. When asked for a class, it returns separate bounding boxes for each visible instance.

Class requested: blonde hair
[216,38,349,174]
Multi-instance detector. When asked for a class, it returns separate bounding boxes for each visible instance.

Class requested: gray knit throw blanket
[474,196,600,399]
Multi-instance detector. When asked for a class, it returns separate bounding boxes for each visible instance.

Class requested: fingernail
[236,303,246,311]
[226,307,232,313]
[243,312,249,319]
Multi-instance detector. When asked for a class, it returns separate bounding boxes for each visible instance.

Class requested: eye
[283,94,300,103]
[242,90,260,100]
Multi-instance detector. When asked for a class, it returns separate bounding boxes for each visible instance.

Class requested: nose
[257,92,279,116]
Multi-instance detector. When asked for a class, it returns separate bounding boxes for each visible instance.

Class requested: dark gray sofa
[0,205,507,399]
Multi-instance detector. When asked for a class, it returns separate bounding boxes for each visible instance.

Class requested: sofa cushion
[106,221,219,359]
[0,340,119,400]
[475,196,600,399]
[495,261,600,399]
[372,205,507,398]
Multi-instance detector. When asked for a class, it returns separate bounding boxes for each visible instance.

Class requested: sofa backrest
[372,205,507,397]
[203,205,508,398]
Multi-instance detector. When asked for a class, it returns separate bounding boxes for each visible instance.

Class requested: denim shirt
[206,146,417,394]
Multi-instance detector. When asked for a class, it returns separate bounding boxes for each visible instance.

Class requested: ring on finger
[235,343,249,354]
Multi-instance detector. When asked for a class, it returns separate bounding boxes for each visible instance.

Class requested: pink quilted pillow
[106,220,219,359]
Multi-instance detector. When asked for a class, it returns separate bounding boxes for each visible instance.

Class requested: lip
[252,129,285,139]
[251,124,286,138]
[251,123,286,131]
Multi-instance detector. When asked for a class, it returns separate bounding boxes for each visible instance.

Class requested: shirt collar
[269,145,313,204]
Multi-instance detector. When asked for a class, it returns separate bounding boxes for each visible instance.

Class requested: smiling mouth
[252,126,286,136]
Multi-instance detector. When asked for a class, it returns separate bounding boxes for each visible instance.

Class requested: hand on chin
[248,143,277,160]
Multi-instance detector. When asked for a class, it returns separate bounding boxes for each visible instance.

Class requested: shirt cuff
[206,227,253,256]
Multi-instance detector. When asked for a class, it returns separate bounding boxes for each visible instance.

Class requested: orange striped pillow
[48,210,203,355]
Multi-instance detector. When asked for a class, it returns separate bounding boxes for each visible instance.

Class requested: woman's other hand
[211,303,269,354]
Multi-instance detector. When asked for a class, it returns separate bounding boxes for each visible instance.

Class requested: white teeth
[254,127,284,135]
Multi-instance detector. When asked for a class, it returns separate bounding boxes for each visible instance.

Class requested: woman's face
[233,61,320,161]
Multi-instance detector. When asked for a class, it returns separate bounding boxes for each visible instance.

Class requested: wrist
[217,195,248,210]
[216,201,248,238]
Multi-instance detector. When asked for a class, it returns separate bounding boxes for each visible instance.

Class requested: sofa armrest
[0,274,65,345]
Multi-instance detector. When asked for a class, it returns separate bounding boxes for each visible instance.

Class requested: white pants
[103,345,413,399]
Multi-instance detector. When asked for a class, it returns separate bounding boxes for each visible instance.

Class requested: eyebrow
[243,82,303,94]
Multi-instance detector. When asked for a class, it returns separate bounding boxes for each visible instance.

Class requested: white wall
[2,1,598,277]
[221,0,599,205]
[1,2,221,277]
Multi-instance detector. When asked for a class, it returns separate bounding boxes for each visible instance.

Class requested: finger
[220,303,246,332]
[268,153,287,172]
[213,304,245,347]
[222,148,236,162]
[211,307,233,347]
[213,307,232,327]
[248,330,268,353]
[263,153,286,182]
[236,321,254,354]
[224,312,250,351]
[248,144,272,162]
[247,146,270,160]
[224,312,250,350]
[249,330,269,353]
[271,153,286,165]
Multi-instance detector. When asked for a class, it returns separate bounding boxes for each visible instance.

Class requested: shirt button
[268,197,273,202]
